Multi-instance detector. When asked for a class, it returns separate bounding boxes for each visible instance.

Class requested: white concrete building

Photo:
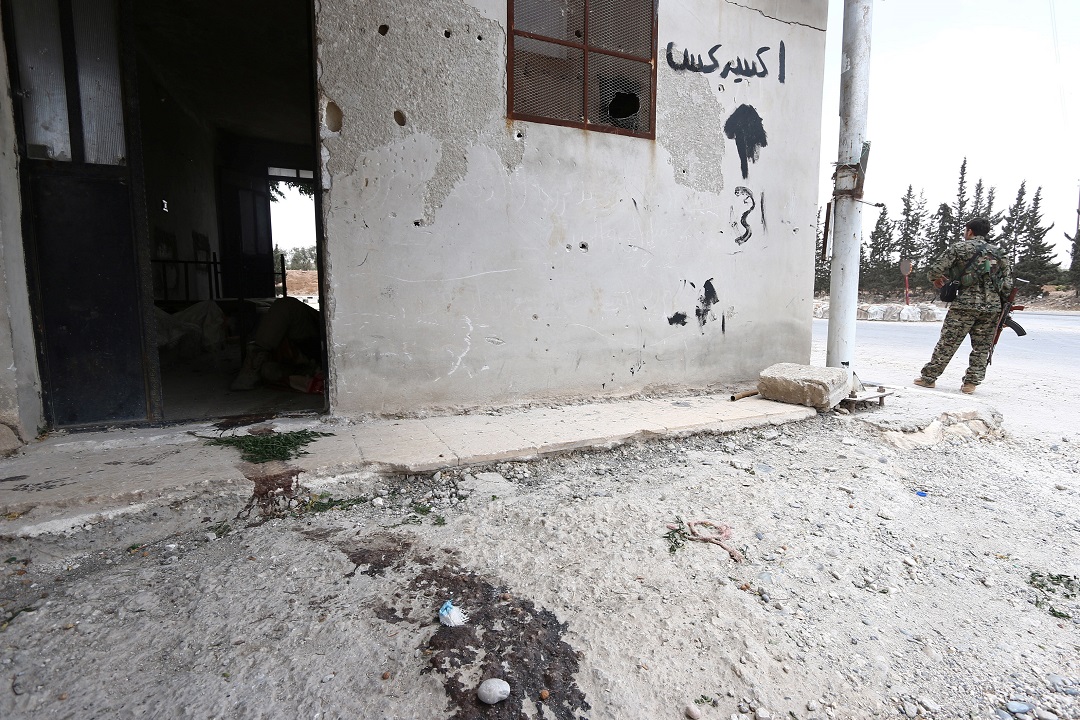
[0,0,828,443]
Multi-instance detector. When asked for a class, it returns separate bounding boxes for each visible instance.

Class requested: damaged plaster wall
[0,17,42,442]
[316,0,828,416]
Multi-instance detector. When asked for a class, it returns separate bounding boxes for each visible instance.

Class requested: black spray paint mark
[668,312,688,326]
[724,105,768,180]
[759,191,767,231]
[779,41,786,83]
[695,279,719,329]
[721,314,726,333]
[734,187,756,245]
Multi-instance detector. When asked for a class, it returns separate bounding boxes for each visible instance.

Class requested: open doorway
[133,0,325,422]
[2,0,324,428]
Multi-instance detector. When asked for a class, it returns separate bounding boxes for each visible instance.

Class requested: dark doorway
[3,0,326,427]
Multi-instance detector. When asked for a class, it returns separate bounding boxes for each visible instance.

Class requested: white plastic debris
[439,600,469,627]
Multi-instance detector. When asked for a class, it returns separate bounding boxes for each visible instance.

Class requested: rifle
[987,278,1028,365]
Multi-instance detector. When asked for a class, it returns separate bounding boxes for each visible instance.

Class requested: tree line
[815,158,1077,297]
[274,245,318,271]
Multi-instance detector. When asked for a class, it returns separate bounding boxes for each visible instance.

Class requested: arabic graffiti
[733,187,756,245]
[724,104,768,180]
[666,41,786,83]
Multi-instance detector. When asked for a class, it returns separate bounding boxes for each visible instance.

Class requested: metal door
[3,0,155,427]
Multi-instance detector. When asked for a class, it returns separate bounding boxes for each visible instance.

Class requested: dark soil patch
[236,462,303,518]
[213,414,278,431]
[338,532,415,577]
[383,564,589,720]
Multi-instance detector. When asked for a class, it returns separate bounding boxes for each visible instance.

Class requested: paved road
[811,312,1080,438]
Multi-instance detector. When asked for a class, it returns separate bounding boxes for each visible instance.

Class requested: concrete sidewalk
[0,394,814,535]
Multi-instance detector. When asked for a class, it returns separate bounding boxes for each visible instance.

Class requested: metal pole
[826,0,874,376]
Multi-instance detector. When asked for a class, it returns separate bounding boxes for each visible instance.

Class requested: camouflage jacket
[927,236,1012,313]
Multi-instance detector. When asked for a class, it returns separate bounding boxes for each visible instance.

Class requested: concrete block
[757,363,852,411]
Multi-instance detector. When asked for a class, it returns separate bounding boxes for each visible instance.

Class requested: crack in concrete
[724,0,827,31]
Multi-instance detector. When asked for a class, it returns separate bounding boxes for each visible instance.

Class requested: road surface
[811,312,1080,438]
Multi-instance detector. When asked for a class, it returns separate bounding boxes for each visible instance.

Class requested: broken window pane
[509,0,655,138]
[10,0,72,161]
[72,0,126,165]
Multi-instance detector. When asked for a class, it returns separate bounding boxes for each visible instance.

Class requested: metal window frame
[507,0,657,140]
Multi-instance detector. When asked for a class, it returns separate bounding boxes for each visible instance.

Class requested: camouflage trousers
[920,307,999,385]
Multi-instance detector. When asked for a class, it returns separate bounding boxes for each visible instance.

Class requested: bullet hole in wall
[579,242,589,252]
[565,244,571,252]
[516,132,523,139]
[609,92,639,120]
[378,24,389,35]
[444,29,452,38]
[476,34,483,41]
[324,100,343,133]
[413,220,423,227]
[394,110,406,126]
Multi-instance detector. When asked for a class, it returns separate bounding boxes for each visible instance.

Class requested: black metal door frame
[1,0,162,427]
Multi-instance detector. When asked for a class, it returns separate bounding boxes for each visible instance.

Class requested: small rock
[1007,701,1033,714]
[1034,709,1059,720]
[321,674,335,683]
[372,497,385,508]
[755,709,773,720]
[684,704,702,719]
[918,697,941,713]
[807,700,819,711]
[842,437,857,446]
[1055,484,1067,491]
[902,701,917,717]
[994,711,1012,720]
[478,678,511,704]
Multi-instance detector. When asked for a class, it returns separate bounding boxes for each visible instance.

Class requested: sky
[269,183,317,251]
[818,0,1080,264]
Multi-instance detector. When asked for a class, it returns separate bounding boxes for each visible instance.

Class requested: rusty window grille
[508,0,657,139]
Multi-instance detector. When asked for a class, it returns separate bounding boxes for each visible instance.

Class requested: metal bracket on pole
[832,142,871,200]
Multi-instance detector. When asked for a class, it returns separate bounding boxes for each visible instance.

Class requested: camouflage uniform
[919,235,1012,386]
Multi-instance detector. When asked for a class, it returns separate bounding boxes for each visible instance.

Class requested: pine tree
[923,203,955,278]
[863,205,895,291]
[1012,187,1058,291]
[971,178,985,219]
[1068,229,1080,297]
[814,208,830,294]
[896,185,926,273]
[950,158,969,240]
[983,186,1005,237]
[999,182,1028,265]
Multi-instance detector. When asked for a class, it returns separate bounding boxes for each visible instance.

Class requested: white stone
[685,704,702,719]
[477,678,511,704]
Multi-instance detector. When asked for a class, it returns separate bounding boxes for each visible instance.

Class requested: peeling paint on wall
[317,0,524,225]
[655,72,726,196]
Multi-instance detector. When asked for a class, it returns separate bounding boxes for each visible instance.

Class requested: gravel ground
[2,409,1079,720]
